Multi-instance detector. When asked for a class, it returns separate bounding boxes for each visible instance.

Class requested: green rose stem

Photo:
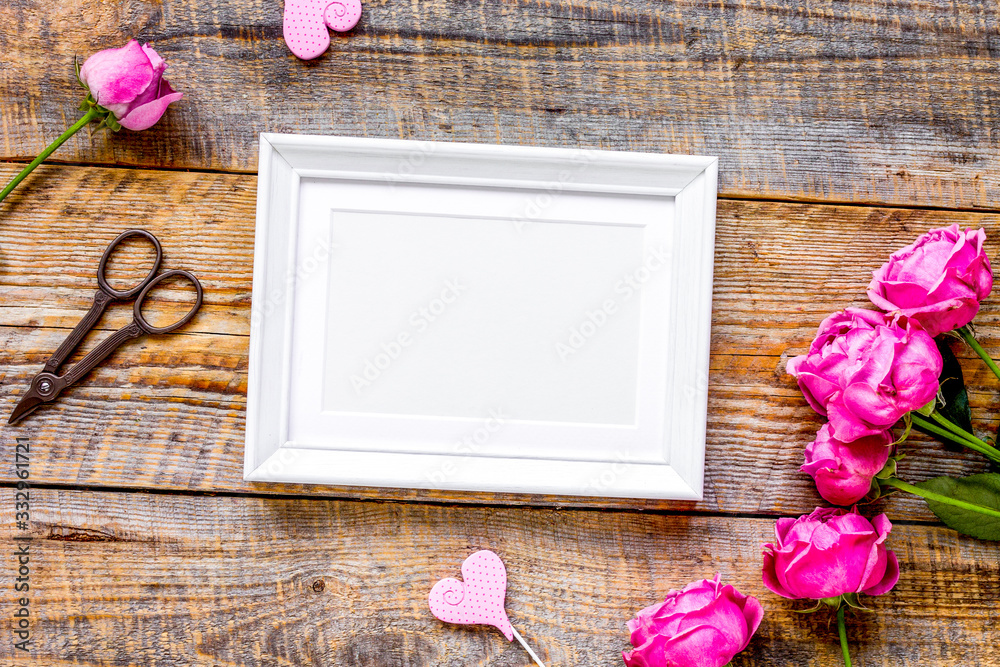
[959,326,1000,383]
[882,477,1000,519]
[837,605,852,667]
[909,413,1000,464]
[0,107,100,205]
[929,411,985,448]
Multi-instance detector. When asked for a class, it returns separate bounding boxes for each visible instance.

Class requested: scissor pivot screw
[37,379,53,394]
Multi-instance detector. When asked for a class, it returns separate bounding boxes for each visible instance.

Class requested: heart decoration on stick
[429,550,547,667]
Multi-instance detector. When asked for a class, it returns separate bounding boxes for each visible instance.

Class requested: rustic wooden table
[2,0,999,664]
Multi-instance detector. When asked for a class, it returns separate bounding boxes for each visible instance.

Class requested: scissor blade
[7,393,45,425]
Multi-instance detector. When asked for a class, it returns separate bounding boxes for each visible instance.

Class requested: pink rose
[762,507,899,601]
[79,40,182,131]
[868,225,993,336]
[802,424,893,506]
[622,575,763,667]
[786,308,942,442]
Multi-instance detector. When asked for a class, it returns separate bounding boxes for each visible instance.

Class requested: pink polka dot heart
[428,550,514,641]
[324,0,362,33]
[283,0,362,60]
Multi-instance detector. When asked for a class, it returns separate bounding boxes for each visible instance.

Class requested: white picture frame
[244,133,717,500]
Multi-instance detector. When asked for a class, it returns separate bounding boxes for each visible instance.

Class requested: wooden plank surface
[2,162,999,521]
[4,2,1000,655]
[0,488,998,666]
[1,0,999,209]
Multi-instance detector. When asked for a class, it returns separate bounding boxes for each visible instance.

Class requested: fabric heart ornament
[428,549,514,640]
[283,0,362,60]
[428,550,547,667]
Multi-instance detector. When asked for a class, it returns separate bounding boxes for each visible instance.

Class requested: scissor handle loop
[134,269,204,335]
[97,229,164,299]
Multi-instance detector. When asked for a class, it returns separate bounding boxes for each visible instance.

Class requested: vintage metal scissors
[8,229,204,425]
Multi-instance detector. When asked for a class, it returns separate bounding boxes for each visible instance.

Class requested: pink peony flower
[762,507,899,601]
[786,308,942,442]
[868,225,993,336]
[802,424,893,506]
[79,40,182,131]
[622,574,763,667]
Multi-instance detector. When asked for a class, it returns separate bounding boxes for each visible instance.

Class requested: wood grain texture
[2,1,998,661]
[0,488,997,666]
[3,162,1000,521]
[1,0,999,208]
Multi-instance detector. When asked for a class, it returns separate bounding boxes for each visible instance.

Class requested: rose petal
[762,508,898,602]
[657,624,740,667]
[867,225,991,335]
[842,383,903,428]
[880,280,934,309]
[740,594,764,649]
[778,519,877,598]
[141,43,166,72]
[802,426,892,506]
[762,547,796,599]
[79,40,155,107]
[124,68,169,112]
[624,578,761,667]
[826,399,888,442]
[861,550,900,596]
[117,90,183,131]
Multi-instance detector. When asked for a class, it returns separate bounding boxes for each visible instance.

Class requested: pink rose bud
[802,424,893,506]
[786,308,942,442]
[79,40,182,131]
[868,225,993,336]
[762,507,900,601]
[622,574,763,667]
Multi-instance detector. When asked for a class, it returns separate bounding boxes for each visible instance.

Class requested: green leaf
[863,457,906,504]
[914,338,973,449]
[74,56,86,90]
[840,593,871,611]
[935,337,973,434]
[916,473,1000,540]
[792,599,824,614]
[876,456,900,480]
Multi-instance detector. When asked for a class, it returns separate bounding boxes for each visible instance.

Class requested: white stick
[510,626,547,667]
